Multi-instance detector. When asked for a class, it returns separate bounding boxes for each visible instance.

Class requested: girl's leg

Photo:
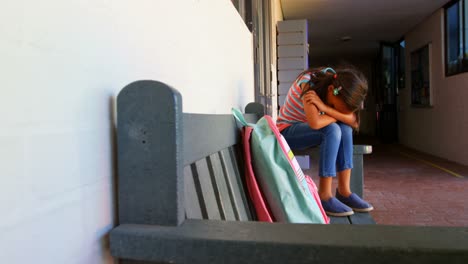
[335,123,374,212]
[337,169,352,196]
[316,123,342,200]
[282,123,342,200]
[282,123,356,216]
[280,122,323,150]
[335,123,354,197]
[318,177,333,201]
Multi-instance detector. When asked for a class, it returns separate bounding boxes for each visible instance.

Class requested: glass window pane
[400,40,405,48]
[465,0,468,60]
[459,0,464,58]
[398,40,405,89]
[382,46,395,104]
[447,2,461,74]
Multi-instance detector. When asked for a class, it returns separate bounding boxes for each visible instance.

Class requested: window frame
[445,0,468,76]
[231,0,253,31]
[397,38,406,90]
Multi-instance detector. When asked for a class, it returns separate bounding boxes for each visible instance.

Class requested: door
[376,43,399,143]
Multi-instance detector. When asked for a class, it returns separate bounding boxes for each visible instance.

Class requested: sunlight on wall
[0,0,254,263]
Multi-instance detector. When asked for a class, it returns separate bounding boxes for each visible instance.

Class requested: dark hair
[298,66,368,129]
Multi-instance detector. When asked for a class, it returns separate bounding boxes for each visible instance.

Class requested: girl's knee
[321,123,341,140]
[338,122,353,136]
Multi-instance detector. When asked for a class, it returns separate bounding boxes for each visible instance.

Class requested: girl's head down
[300,66,368,114]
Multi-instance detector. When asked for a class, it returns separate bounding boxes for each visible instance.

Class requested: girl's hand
[302,91,328,112]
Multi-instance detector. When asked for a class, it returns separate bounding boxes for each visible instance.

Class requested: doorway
[376,41,404,143]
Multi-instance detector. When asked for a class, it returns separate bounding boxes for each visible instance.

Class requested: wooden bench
[109,80,468,264]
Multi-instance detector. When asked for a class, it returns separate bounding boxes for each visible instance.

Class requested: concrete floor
[304,139,468,226]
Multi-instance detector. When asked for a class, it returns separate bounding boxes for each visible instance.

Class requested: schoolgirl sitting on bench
[277,66,374,217]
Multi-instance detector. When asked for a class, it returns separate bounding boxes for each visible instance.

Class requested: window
[445,0,468,76]
[397,40,406,89]
[231,0,253,31]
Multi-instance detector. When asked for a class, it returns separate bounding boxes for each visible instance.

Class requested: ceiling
[280,0,451,59]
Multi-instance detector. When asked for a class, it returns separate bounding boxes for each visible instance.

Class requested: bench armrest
[110,220,468,264]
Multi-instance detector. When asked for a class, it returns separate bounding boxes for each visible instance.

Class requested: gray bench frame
[110,80,468,264]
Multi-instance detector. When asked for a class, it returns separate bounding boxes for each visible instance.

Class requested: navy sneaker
[336,190,374,212]
[321,197,354,217]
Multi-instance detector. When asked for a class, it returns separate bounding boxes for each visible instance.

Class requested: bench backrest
[117,80,261,226]
[183,114,253,221]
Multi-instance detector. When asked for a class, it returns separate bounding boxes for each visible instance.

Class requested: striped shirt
[277,72,312,132]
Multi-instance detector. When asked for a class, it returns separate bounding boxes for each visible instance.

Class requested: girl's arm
[303,91,358,129]
[303,97,337,130]
[322,107,358,128]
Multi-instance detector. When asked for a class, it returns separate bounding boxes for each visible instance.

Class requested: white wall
[400,9,468,165]
[0,1,254,263]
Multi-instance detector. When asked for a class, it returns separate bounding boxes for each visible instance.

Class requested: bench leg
[351,153,364,198]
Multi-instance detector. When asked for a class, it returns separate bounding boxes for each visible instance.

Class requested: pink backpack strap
[305,175,330,224]
[242,126,274,222]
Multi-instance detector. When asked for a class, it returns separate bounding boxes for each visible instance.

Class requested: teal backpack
[233,108,328,224]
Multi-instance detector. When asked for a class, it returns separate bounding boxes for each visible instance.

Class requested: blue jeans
[281,122,353,177]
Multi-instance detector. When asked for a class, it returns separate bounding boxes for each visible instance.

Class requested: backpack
[233,108,329,224]
[242,126,274,222]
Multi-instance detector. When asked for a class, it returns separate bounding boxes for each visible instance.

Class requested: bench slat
[183,113,258,167]
[209,153,237,221]
[186,147,252,222]
[349,212,376,225]
[329,216,351,224]
[219,148,251,221]
[184,166,204,219]
[229,146,254,221]
[329,213,375,225]
[192,160,222,220]
[183,114,238,166]
[231,145,257,219]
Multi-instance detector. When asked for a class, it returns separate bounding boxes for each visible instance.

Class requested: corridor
[363,142,468,226]
[305,139,468,226]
